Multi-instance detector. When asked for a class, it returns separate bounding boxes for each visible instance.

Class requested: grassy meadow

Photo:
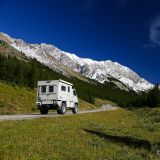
[0,108,160,159]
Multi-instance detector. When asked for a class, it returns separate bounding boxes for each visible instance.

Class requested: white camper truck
[36,79,79,114]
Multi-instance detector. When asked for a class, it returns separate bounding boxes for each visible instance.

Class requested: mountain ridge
[0,32,153,92]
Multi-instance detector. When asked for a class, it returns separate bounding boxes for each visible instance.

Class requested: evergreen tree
[147,84,160,108]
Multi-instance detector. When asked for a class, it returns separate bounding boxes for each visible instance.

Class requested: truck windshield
[73,90,77,96]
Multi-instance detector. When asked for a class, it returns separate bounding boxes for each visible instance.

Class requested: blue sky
[0,0,160,83]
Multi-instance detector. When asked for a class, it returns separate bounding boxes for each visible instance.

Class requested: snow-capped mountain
[0,32,153,92]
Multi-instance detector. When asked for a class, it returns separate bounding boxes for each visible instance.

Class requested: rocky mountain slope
[0,32,153,92]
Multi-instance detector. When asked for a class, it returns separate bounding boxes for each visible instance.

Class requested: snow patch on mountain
[0,32,153,92]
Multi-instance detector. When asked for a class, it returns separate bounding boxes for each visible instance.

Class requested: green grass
[95,98,117,107]
[0,108,160,159]
[0,81,37,114]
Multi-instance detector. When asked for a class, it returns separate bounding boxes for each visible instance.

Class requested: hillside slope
[0,81,36,114]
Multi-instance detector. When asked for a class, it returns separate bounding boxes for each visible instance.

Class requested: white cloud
[150,16,160,45]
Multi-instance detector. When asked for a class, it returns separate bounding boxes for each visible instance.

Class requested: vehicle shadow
[83,129,152,150]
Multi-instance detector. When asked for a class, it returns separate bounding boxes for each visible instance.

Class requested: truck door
[73,89,77,103]
[68,86,74,108]
[67,86,71,107]
[38,85,55,105]
[38,85,47,102]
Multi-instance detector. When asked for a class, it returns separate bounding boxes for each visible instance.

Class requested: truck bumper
[36,101,61,110]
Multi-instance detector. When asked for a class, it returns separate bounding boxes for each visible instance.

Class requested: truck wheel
[57,110,61,114]
[40,106,48,115]
[57,102,66,115]
[72,103,78,114]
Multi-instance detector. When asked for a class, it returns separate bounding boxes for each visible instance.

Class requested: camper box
[36,79,79,114]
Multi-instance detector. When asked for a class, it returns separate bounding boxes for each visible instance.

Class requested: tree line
[128,84,160,108]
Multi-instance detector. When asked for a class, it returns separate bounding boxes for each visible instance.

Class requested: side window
[41,86,46,93]
[68,86,70,92]
[49,86,54,93]
[61,85,66,91]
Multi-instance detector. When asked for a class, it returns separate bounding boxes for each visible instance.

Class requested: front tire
[40,106,48,115]
[72,103,78,114]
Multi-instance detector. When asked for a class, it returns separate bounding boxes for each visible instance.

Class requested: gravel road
[0,105,118,121]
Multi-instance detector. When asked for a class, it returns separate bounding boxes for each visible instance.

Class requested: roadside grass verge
[78,98,116,110]
[0,108,160,159]
[78,99,97,110]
